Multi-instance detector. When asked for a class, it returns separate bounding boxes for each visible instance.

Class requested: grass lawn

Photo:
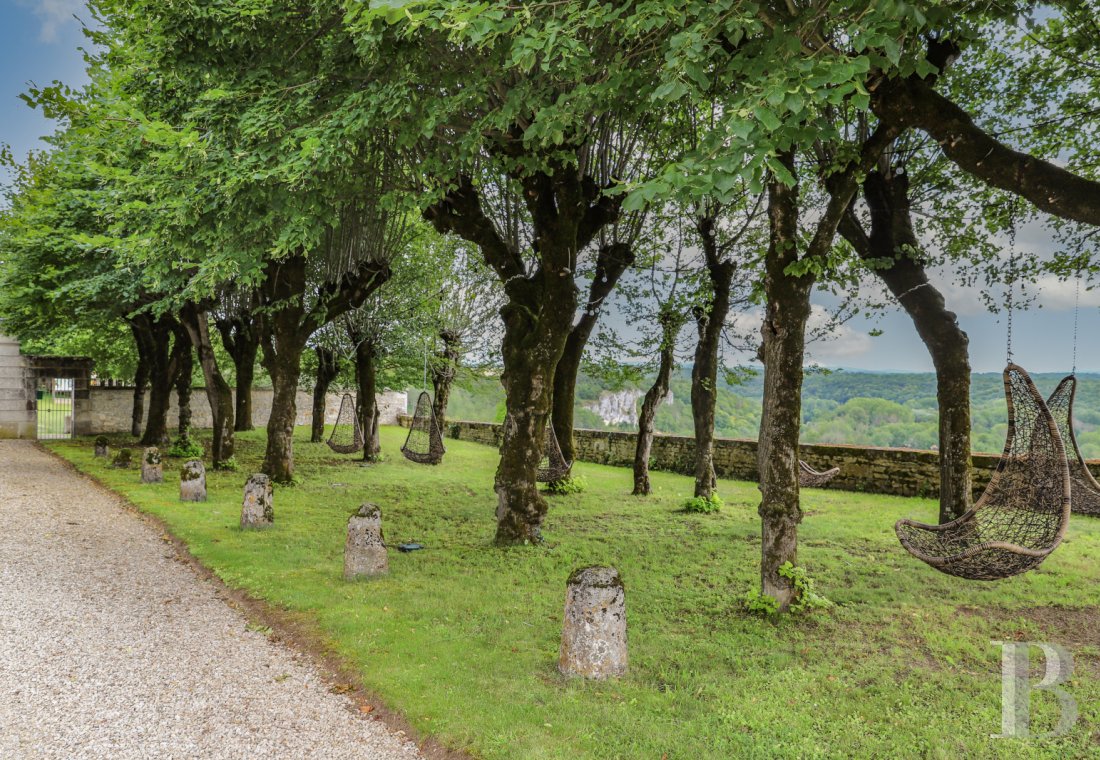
[49,427,1100,759]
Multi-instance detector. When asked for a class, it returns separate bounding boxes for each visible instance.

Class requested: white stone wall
[86,388,407,435]
[0,334,33,439]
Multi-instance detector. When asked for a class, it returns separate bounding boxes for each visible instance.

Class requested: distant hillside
[421,369,1100,459]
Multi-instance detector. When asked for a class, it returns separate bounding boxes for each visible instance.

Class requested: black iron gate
[36,377,75,440]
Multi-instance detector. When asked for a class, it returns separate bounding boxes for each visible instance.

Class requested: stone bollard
[344,503,388,579]
[179,460,207,502]
[141,447,163,484]
[558,566,627,680]
[112,448,133,469]
[240,474,273,529]
[94,436,110,459]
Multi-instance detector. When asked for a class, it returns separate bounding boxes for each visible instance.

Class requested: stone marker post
[240,474,273,529]
[94,436,110,459]
[111,448,133,469]
[179,459,207,502]
[141,447,163,483]
[344,503,388,579]
[558,566,627,680]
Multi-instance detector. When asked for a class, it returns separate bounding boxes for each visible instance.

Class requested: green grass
[49,427,1100,759]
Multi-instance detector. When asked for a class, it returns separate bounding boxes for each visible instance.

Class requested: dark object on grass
[895,364,1070,581]
[402,391,446,465]
[327,393,364,455]
[397,543,423,553]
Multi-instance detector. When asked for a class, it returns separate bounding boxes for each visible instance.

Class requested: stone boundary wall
[415,419,1100,499]
[88,388,407,435]
[0,334,32,439]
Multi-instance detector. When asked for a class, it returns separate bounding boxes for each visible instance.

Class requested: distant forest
[426,369,1100,459]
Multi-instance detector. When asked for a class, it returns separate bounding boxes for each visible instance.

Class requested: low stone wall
[428,419,1100,499]
[87,388,407,435]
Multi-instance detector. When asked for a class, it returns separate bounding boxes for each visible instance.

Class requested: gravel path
[0,441,424,760]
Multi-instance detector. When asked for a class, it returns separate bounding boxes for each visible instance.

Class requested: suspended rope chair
[326,393,364,454]
[895,364,1070,580]
[799,460,840,488]
[537,423,572,483]
[1046,375,1100,516]
[401,391,446,465]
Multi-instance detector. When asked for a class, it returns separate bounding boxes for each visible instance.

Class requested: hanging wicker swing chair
[1046,375,1100,516]
[537,423,572,483]
[895,363,1071,581]
[798,460,840,488]
[326,393,365,454]
[401,391,446,465]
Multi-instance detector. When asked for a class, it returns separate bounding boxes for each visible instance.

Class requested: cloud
[726,305,875,362]
[22,0,85,43]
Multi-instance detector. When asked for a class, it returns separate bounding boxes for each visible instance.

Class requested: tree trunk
[551,243,634,475]
[757,154,812,613]
[354,338,380,462]
[424,170,618,544]
[258,258,309,484]
[138,315,182,447]
[181,305,236,467]
[633,310,684,496]
[431,330,461,431]
[217,316,261,433]
[129,323,149,439]
[841,170,973,522]
[174,327,193,439]
[691,218,736,499]
[311,346,341,443]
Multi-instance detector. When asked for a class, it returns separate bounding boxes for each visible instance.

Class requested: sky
[1,2,1096,375]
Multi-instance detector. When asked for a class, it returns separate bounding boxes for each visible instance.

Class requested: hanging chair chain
[1072,275,1080,375]
[1006,207,1018,363]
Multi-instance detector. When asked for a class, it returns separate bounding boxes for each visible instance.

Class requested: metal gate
[36,377,75,440]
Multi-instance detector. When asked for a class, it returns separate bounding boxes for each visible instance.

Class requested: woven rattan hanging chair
[1046,375,1100,516]
[537,422,572,483]
[799,460,840,488]
[326,393,364,454]
[895,363,1070,580]
[401,391,446,465]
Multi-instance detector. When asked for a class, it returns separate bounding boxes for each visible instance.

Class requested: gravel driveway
[0,441,424,760]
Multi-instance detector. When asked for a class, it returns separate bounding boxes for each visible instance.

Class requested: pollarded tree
[90,1,418,481]
[345,3,672,542]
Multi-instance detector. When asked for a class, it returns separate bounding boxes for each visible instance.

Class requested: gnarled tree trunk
[840,170,972,522]
[181,304,236,467]
[425,170,618,544]
[353,337,380,462]
[129,323,149,439]
[551,242,635,476]
[633,309,685,496]
[311,346,341,443]
[174,326,193,439]
[217,315,261,432]
[136,314,183,447]
[691,216,736,499]
[757,156,810,612]
[431,329,461,431]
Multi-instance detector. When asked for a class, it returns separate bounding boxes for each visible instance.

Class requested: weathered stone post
[111,448,133,469]
[94,436,110,459]
[179,459,207,502]
[344,503,388,579]
[558,566,627,680]
[240,474,273,529]
[141,447,163,484]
